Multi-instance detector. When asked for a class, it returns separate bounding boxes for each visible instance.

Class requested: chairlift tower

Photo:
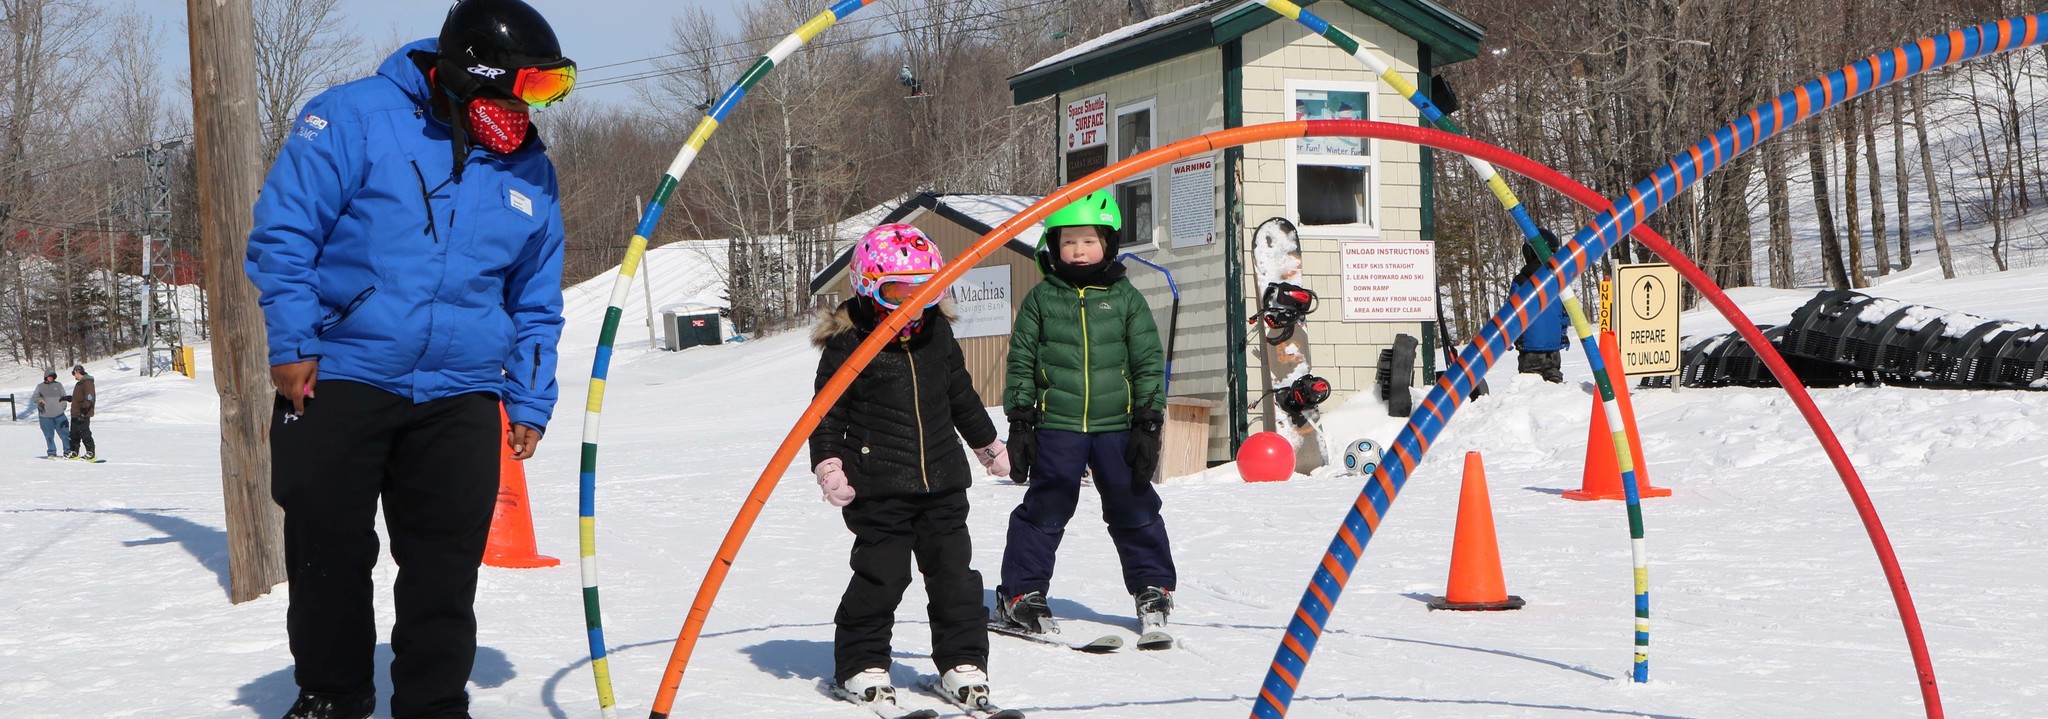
[116,139,186,376]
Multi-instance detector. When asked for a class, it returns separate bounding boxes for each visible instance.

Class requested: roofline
[1008,0,1483,105]
[807,192,1042,294]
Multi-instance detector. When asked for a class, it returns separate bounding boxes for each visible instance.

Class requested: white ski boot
[937,665,993,710]
[1134,586,1176,650]
[1135,586,1173,630]
[842,667,898,705]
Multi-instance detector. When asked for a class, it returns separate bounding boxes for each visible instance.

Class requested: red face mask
[465,98,530,154]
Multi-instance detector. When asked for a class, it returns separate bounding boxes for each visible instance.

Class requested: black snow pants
[270,380,502,718]
[834,488,989,684]
[1518,350,1564,383]
[68,415,95,457]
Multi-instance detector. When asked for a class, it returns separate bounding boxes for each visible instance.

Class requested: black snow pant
[835,489,989,684]
[67,415,94,457]
[1518,349,1564,383]
[999,429,1177,599]
[270,380,501,718]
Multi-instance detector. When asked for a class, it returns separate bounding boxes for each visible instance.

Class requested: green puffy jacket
[1005,268,1165,432]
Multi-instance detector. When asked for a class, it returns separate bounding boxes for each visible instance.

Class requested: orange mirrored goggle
[512,62,576,109]
[871,272,939,310]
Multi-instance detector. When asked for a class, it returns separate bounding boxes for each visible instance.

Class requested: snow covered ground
[4,251,2046,718]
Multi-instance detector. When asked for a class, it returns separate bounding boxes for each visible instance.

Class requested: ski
[985,621,1123,653]
[1135,629,1175,651]
[919,676,1026,718]
[822,680,941,719]
[1137,609,1176,651]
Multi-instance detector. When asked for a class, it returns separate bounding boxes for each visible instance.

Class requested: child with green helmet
[995,189,1177,636]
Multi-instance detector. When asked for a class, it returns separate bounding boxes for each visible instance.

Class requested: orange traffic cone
[1429,452,1525,611]
[1565,332,1672,501]
[484,404,560,569]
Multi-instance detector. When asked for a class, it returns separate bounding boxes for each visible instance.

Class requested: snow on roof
[1019,1,1234,76]
[933,194,1038,228]
[826,196,912,254]
[932,194,1047,248]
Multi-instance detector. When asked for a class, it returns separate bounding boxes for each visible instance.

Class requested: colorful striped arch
[1252,15,2045,719]
[569,1,884,718]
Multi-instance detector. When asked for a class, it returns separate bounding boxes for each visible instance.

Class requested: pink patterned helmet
[852,223,946,310]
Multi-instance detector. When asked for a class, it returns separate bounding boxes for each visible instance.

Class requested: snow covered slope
[2,257,2044,719]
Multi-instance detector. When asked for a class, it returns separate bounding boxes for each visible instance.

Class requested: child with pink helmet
[809,223,1014,714]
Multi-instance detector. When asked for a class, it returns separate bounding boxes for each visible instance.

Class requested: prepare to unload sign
[1613,263,1681,376]
[1342,241,1437,322]
[1065,94,1107,151]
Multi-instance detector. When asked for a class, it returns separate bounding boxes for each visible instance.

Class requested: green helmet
[1043,190,1122,232]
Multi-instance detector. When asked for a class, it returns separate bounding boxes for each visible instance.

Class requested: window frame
[1112,96,1161,252]
[1283,79,1382,239]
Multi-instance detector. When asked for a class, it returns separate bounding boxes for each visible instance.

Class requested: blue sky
[142,0,739,109]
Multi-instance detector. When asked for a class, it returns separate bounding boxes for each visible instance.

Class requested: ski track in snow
[3,263,2047,718]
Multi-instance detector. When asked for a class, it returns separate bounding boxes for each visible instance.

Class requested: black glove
[1125,408,1164,483]
[1006,407,1039,484]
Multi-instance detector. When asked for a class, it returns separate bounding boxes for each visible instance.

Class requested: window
[1285,80,1378,236]
[1113,99,1157,250]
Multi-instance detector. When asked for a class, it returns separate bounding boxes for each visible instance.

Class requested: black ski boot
[280,692,372,719]
[995,590,1058,634]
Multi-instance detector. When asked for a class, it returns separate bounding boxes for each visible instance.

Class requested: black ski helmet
[435,0,570,104]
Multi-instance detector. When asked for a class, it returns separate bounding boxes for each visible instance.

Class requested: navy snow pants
[998,429,1176,599]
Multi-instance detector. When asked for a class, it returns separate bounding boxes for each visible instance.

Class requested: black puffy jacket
[808,300,999,499]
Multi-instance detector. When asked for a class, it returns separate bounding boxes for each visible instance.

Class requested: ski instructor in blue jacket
[244,2,572,717]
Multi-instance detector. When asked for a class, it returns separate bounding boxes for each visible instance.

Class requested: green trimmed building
[1009,0,1483,463]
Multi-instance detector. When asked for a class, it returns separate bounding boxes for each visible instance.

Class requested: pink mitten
[974,441,1010,478]
[815,458,854,507]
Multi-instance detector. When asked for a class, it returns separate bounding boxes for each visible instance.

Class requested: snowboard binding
[1251,282,1318,345]
[1275,374,1332,422]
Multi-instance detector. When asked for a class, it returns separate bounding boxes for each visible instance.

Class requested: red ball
[1237,431,1294,483]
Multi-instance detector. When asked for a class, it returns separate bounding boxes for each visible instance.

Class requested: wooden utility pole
[189,0,285,603]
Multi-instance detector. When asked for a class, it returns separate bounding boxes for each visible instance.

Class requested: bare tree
[1,0,107,365]
[1890,82,1912,270]
[1910,76,1957,279]
[252,0,360,162]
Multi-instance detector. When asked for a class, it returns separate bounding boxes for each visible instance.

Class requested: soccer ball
[1342,438,1384,476]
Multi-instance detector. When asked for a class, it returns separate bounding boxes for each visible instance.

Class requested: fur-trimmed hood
[811,298,959,348]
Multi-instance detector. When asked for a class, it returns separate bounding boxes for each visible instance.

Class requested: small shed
[810,192,1046,406]
[661,301,727,350]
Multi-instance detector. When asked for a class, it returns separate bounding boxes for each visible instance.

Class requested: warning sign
[1613,263,1681,376]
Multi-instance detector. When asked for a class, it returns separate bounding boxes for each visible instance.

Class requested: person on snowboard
[809,223,1012,713]
[995,190,1176,636]
[66,365,97,460]
[243,1,571,717]
[1512,232,1571,383]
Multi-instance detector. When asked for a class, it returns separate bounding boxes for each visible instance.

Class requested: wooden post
[189,0,286,603]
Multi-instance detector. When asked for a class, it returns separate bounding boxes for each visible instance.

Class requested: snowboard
[1250,217,1330,474]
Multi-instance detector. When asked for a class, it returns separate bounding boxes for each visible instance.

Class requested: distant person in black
[67,365,96,460]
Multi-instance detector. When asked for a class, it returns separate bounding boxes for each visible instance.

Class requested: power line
[577,0,1066,93]
[576,10,901,74]
[4,0,1074,233]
